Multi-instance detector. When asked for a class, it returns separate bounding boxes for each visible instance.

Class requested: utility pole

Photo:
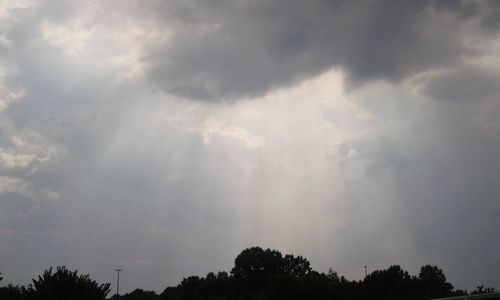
[364,266,367,278]
[115,269,122,297]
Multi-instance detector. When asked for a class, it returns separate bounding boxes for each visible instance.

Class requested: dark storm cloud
[143,0,499,100]
[425,65,500,103]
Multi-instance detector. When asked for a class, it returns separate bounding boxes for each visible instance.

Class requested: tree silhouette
[157,248,486,300]
[471,285,497,295]
[113,288,159,300]
[418,265,454,299]
[361,265,416,300]
[0,284,28,300]
[0,272,29,300]
[231,247,284,290]
[3,247,496,300]
[30,266,111,300]
[282,254,311,278]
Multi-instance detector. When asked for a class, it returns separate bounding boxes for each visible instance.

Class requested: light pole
[364,266,367,278]
[115,269,122,297]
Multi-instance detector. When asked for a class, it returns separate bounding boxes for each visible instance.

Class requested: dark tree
[231,247,284,290]
[30,266,111,300]
[282,254,311,278]
[361,265,416,300]
[114,288,159,300]
[160,247,480,300]
[418,265,454,299]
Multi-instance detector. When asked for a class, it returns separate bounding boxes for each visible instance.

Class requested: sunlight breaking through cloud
[0,0,499,294]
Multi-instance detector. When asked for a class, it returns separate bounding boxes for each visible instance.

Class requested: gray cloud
[142,0,499,100]
[425,65,500,103]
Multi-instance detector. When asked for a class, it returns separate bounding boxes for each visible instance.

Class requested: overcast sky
[1,0,500,294]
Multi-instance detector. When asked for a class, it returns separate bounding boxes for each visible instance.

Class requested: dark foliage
[157,247,484,300]
[471,285,497,295]
[0,284,29,300]
[1,248,497,300]
[0,272,29,300]
[418,265,454,299]
[110,288,159,300]
[30,266,111,300]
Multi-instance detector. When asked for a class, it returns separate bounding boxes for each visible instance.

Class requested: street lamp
[115,269,122,296]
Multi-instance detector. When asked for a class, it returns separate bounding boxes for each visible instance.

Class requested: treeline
[0,267,110,300]
[1,247,496,300]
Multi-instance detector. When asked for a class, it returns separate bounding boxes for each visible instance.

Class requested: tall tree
[231,247,284,290]
[418,265,454,299]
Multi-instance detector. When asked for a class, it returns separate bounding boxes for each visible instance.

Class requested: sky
[1,0,500,294]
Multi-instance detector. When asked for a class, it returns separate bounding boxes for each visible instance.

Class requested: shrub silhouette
[0,272,29,300]
[30,266,111,300]
[112,288,159,300]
